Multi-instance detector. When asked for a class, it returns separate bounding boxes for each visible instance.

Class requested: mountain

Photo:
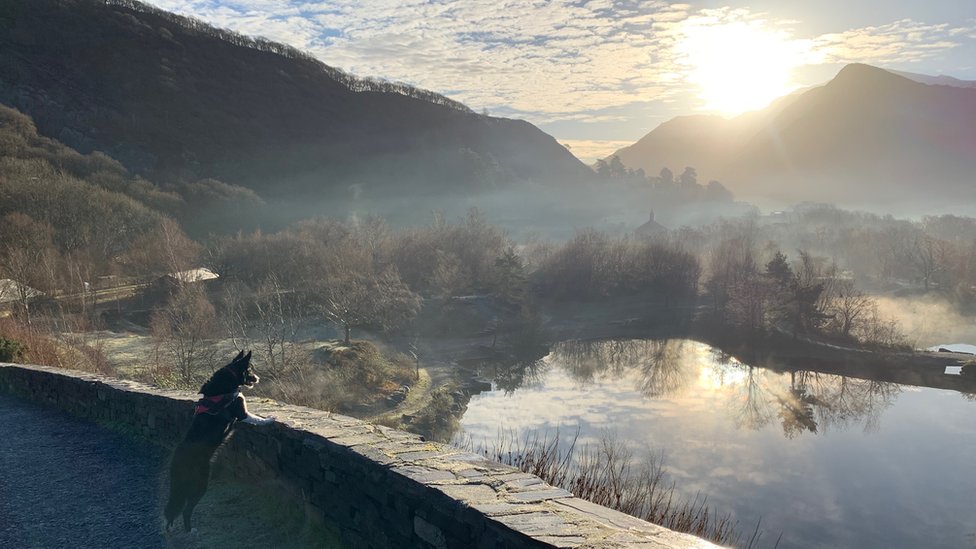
[891,70,976,89]
[611,64,976,210]
[0,0,590,213]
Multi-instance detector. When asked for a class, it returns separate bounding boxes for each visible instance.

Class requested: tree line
[701,220,907,347]
[0,105,250,324]
[594,158,735,204]
[99,0,473,112]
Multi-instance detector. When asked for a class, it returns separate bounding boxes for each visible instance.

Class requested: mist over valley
[2,1,975,548]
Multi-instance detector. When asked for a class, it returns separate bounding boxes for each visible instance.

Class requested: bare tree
[0,213,60,326]
[150,284,217,386]
[829,279,872,337]
[706,230,758,319]
[126,217,201,281]
[320,268,421,344]
[726,276,773,332]
[221,280,253,350]
[791,251,834,334]
[909,235,948,290]
[253,274,307,378]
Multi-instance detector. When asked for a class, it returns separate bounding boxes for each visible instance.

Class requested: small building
[635,210,667,237]
[146,268,220,303]
[0,279,42,305]
[0,279,43,317]
[162,268,220,285]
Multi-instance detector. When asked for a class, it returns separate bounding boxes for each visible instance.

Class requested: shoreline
[530,295,976,395]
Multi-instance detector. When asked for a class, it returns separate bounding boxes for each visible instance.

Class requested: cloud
[558,139,634,163]
[145,1,974,123]
[812,19,966,65]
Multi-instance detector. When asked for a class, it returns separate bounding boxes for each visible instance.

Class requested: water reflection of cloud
[465,338,907,446]
[459,338,976,548]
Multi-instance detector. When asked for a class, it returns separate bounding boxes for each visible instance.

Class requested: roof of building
[163,268,220,284]
[0,279,42,304]
[635,211,667,236]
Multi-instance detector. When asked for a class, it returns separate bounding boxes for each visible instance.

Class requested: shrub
[252,340,416,413]
[0,336,25,362]
[326,340,414,389]
[409,384,460,442]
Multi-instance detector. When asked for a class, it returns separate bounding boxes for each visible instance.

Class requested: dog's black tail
[164,470,186,528]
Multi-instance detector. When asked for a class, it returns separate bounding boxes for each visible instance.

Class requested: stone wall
[0,363,718,549]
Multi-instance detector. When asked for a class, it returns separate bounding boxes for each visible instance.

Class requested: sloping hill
[611,64,976,209]
[0,103,199,282]
[0,0,589,204]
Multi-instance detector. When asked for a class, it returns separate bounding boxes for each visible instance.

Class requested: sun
[676,19,808,116]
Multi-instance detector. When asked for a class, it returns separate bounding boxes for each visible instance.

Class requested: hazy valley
[1,1,975,548]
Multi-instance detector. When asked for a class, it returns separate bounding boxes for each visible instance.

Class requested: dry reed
[459,428,778,548]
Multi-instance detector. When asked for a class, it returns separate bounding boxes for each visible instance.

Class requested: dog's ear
[230,350,252,373]
[223,350,245,370]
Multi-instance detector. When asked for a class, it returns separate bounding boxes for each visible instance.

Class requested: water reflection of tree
[491,356,549,394]
[776,371,824,438]
[552,339,693,397]
[524,338,903,438]
[729,366,776,430]
[484,312,552,394]
[727,366,901,438]
[802,373,900,434]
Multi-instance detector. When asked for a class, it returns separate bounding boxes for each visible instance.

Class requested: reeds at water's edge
[457,429,781,548]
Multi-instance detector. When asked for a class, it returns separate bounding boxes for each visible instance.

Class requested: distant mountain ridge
[891,70,976,89]
[0,0,590,206]
[611,64,976,209]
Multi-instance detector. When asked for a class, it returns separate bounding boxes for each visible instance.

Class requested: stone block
[392,465,458,485]
[414,515,448,549]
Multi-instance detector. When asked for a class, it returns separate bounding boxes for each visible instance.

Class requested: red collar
[193,393,239,416]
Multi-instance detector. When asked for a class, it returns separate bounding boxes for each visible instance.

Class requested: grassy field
[83,331,243,379]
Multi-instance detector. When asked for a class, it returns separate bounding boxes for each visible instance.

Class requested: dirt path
[366,367,433,423]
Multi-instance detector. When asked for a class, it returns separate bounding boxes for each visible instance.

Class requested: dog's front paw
[243,414,275,426]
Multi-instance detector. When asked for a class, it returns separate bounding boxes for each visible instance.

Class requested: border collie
[164,350,274,532]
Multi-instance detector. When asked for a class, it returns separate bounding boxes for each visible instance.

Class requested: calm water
[458,339,976,548]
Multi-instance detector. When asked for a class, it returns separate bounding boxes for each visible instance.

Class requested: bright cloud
[559,139,635,163]
[813,19,965,64]
[146,1,972,122]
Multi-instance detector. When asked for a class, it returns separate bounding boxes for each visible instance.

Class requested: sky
[147,0,976,161]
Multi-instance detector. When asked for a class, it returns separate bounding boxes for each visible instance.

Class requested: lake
[458,339,976,548]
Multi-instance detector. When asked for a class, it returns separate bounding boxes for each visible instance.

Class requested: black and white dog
[164,350,274,532]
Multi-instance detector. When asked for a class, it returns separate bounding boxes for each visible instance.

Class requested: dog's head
[199,350,259,396]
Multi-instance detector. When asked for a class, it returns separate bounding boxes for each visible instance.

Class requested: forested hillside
[0,104,207,313]
[0,0,590,211]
